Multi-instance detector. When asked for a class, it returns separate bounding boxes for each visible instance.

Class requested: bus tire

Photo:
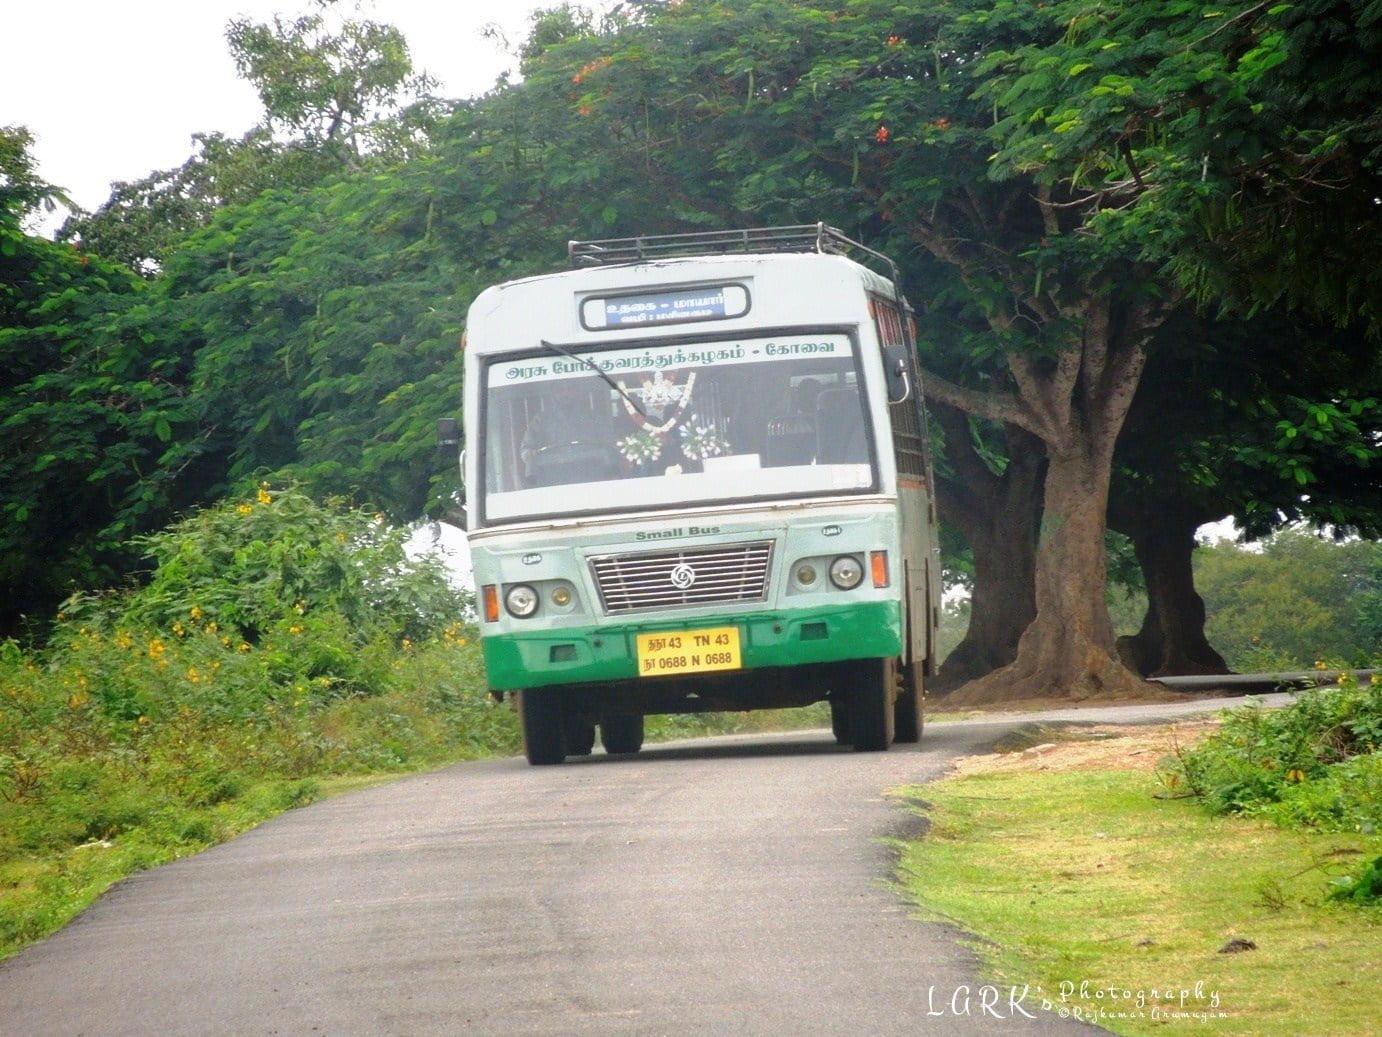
[565,713,596,757]
[518,689,566,765]
[849,658,896,752]
[601,714,645,755]
[893,660,924,743]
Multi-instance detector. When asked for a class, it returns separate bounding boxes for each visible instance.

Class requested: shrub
[65,484,471,650]
[1158,670,1381,904]
[1,488,516,958]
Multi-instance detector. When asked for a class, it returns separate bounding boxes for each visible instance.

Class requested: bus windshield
[480,333,876,523]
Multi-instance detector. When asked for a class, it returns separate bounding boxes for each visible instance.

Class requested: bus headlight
[551,585,573,608]
[505,584,540,618]
[828,555,865,591]
[794,563,819,588]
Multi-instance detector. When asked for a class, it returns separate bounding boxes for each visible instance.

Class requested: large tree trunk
[1114,510,1232,677]
[929,290,1164,705]
[932,412,1044,690]
[947,441,1145,703]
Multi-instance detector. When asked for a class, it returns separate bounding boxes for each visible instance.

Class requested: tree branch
[920,367,1040,436]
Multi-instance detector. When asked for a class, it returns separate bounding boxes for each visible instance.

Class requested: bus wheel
[601,714,645,755]
[518,689,566,766]
[829,696,852,745]
[565,713,596,757]
[849,658,896,752]
[893,660,924,743]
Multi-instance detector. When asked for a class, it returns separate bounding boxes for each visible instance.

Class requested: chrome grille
[590,541,774,614]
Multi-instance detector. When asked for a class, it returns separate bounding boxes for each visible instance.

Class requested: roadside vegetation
[895,675,1381,1035]
[0,487,517,960]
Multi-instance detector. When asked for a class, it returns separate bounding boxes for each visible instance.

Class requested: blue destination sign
[581,284,749,329]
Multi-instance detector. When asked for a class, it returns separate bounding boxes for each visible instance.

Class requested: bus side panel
[897,481,933,671]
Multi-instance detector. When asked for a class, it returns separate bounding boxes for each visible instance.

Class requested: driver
[520,379,615,485]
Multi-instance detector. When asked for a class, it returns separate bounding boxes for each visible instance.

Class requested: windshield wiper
[538,339,648,419]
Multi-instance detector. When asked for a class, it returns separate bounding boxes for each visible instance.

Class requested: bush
[70,484,471,650]
[1158,670,1381,904]
[0,488,516,959]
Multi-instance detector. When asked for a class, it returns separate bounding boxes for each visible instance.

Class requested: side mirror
[437,417,462,453]
[883,344,911,404]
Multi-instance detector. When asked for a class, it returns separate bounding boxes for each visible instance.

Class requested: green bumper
[481,600,903,691]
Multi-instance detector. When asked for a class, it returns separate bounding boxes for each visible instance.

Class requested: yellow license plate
[636,626,742,677]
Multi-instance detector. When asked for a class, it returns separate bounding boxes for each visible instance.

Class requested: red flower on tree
[875,125,891,143]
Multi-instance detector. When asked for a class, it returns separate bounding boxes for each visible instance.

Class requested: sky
[2,0,574,235]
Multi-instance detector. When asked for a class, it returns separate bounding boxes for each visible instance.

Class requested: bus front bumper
[480,600,903,692]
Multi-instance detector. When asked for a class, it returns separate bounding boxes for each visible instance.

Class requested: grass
[892,725,1381,1035]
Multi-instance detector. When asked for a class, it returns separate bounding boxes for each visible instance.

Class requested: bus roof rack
[568,222,899,283]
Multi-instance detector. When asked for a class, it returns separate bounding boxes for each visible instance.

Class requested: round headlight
[828,555,864,590]
[794,563,819,587]
[551,586,573,608]
[504,584,540,618]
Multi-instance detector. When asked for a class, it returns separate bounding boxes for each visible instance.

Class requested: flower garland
[617,428,664,464]
[679,414,730,461]
[619,371,697,433]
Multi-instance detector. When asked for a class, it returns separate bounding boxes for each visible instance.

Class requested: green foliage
[0,491,516,958]
[983,0,1382,327]
[226,2,438,160]
[1,132,187,635]
[79,484,468,650]
[1329,855,1382,905]
[1160,674,1381,824]
[1195,530,1381,669]
[1159,672,1382,901]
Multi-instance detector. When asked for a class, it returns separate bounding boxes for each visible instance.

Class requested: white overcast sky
[3,0,584,234]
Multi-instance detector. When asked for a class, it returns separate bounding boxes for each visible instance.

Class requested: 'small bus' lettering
[634,525,722,542]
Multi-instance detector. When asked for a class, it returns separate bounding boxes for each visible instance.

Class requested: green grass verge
[893,746,1381,1035]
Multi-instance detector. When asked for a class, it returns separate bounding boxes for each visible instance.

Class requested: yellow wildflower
[236,504,254,516]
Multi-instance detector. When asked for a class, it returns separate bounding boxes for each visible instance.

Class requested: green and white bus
[450,225,941,764]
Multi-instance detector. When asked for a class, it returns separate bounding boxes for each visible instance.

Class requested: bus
[447,224,941,765]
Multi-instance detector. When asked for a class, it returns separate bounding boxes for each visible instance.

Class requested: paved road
[0,695,1277,1036]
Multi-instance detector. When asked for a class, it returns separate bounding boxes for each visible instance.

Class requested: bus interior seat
[815,389,868,464]
[764,416,815,466]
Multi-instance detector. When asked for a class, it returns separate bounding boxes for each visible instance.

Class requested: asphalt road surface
[0,694,1281,1036]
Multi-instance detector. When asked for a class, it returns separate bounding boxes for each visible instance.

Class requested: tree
[1110,306,1380,676]
[531,0,1183,700]
[1,129,199,636]
[63,1,441,274]
[1196,531,1382,669]
[225,0,438,166]
[988,0,1382,330]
